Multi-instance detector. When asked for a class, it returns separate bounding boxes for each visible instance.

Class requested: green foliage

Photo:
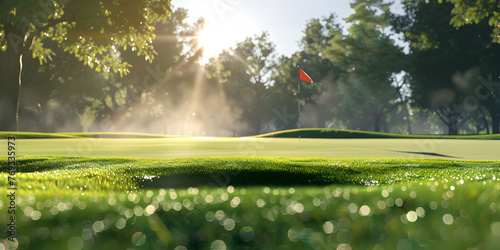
[206,32,278,134]
[325,3,405,132]
[445,0,500,43]
[393,0,500,134]
[0,0,172,75]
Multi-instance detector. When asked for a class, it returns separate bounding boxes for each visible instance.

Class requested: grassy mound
[256,128,500,139]
[2,129,499,139]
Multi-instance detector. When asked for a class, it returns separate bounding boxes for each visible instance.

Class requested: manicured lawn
[1,130,499,249]
[1,155,500,249]
[2,137,499,160]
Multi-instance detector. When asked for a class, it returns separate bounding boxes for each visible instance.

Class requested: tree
[271,15,343,130]
[0,0,171,131]
[392,0,500,134]
[87,9,204,133]
[325,3,405,132]
[207,32,277,135]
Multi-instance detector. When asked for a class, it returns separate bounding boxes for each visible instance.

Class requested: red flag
[298,67,313,83]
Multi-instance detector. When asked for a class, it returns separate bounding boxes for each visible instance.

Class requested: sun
[196,24,232,65]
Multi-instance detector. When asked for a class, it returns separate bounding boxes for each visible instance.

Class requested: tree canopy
[0,0,172,130]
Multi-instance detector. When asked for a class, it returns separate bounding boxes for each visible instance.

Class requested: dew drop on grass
[313,198,321,206]
[223,218,235,231]
[381,190,389,197]
[170,191,178,200]
[409,191,417,198]
[323,221,334,234]
[210,240,226,250]
[115,218,126,230]
[337,243,352,250]
[159,189,166,196]
[93,221,105,233]
[288,228,299,242]
[406,211,418,222]
[173,202,182,211]
[67,236,84,250]
[443,214,454,225]
[239,226,255,242]
[215,210,225,220]
[377,200,386,210]
[205,195,214,204]
[145,205,155,215]
[131,232,146,246]
[429,201,438,210]
[50,206,59,215]
[230,197,241,208]
[205,211,215,222]
[359,205,370,216]
[294,203,304,213]
[221,193,228,201]
[386,198,394,207]
[257,199,266,208]
[395,198,404,207]
[416,207,426,217]
[31,210,42,221]
[134,206,144,216]
[348,203,357,213]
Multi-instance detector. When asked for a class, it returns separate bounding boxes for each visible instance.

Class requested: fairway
[5,137,500,160]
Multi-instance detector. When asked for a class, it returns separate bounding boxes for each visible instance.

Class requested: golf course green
[1,130,500,249]
[3,137,500,160]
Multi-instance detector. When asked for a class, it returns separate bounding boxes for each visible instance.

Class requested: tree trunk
[374,115,381,132]
[492,111,500,134]
[478,107,489,134]
[0,44,21,131]
[484,105,500,134]
[448,119,459,135]
[406,104,412,135]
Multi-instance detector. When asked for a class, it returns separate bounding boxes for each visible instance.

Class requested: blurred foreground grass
[1,156,500,249]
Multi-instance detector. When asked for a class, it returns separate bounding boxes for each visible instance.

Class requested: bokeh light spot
[131,232,146,246]
[443,214,454,225]
[239,226,255,242]
[210,240,226,250]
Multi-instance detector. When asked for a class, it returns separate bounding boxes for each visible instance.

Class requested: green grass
[257,128,500,139]
[1,131,500,249]
[5,137,500,160]
[1,155,500,249]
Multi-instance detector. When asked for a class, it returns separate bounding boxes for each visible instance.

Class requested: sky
[171,0,355,60]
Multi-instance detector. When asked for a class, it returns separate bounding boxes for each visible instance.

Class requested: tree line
[1,0,499,135]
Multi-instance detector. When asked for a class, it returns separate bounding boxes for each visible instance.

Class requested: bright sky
[171,0,355,61]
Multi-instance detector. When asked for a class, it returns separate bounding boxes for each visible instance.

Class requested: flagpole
[297,67,301,142]
[297,67,313,143]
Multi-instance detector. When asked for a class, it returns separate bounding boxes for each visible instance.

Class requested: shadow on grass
[394,151,457,158]
[140,169,356,189]
[1,157,133,172]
